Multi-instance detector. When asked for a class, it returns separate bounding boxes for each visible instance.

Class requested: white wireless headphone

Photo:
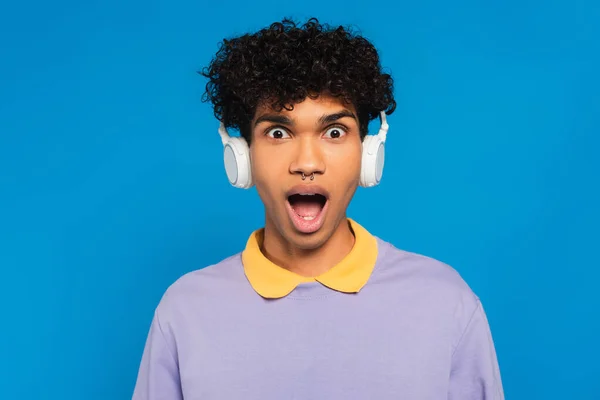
[218,111,389,189]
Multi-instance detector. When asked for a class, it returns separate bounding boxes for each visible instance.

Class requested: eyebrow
[253,109,357,128]
[253,114,293,127]
[319,110,357,125]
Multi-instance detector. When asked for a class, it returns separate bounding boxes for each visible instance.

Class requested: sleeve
[448,300,504,400]
[132,311,183,400]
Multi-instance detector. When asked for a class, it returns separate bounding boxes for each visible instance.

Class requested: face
[249,94,363,251]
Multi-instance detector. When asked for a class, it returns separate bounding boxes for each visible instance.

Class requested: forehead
[253,94,357,121]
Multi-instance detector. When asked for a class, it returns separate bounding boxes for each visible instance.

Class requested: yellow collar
[241,219,378,298]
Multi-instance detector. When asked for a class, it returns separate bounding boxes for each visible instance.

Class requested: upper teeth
[299,193,315,196]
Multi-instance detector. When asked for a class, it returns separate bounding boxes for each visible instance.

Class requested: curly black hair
[200,18,396,143]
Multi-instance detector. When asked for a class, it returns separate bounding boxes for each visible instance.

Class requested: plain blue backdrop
[1,0,599,398]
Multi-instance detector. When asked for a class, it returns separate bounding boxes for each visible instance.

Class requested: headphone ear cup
[359,135,385,187]
[223,136,253,189]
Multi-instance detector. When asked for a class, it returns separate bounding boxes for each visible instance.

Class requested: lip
[285,184,330,199]
[285,198,329,234]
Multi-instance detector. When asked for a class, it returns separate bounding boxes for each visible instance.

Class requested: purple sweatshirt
[132,236,504,399]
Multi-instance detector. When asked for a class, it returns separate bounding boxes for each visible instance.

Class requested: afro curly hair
[200,17,396,144]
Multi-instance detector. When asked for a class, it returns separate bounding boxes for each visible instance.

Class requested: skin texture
[250,94,362,277]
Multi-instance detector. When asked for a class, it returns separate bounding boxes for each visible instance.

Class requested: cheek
[250,146,285,199]
[326,144,362,182]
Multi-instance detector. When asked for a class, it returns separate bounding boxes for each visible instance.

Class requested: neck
[261,216,355,277]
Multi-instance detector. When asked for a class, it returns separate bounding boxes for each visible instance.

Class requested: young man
[133,18,504,399]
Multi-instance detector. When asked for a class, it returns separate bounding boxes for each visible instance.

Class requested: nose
[289,136,326,178]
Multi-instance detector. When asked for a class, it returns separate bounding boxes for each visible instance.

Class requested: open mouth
[285,188,329,234]
[288,193,327,220]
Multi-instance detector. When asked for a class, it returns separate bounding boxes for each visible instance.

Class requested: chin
[286,229,331,250]
[284,215,346,251]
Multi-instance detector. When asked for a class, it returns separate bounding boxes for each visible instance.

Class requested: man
[132,18,504,399]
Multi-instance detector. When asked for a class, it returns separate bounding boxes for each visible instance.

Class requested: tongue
[292,200,322,217]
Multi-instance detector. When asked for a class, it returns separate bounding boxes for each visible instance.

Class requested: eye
[323,126,347,139]
[266,127,291,139]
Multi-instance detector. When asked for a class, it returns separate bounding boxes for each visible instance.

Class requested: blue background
[1,0,598,398]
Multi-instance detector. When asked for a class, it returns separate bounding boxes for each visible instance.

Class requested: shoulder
[373,237,480,316]
[377,238,476,294]
[154,252,247,320]
[373,238,483,342]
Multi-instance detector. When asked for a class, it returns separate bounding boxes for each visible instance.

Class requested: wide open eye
[266,127,291,139]
[323,126,347,139]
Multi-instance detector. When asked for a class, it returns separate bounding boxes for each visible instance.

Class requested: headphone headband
[218,123,230,146]
[377,111,389,141]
